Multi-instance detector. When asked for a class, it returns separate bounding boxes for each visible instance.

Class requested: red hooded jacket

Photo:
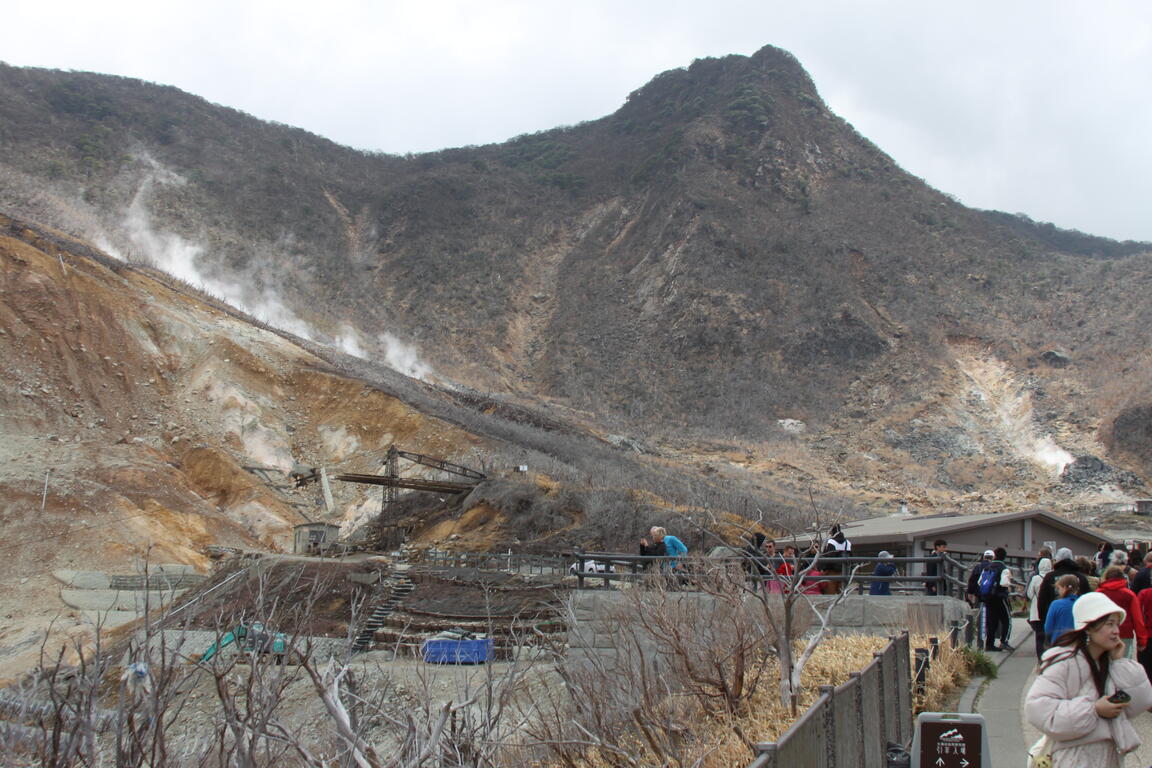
[1097,577,1148,647]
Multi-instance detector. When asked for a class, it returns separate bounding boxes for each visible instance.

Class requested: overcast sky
[5,0,1151,242]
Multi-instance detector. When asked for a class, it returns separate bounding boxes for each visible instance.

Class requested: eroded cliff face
[0,215,490,680]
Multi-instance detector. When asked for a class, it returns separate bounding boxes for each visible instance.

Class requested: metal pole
[40,468,51,512]
[915,648,930,699]
[850,671,865,768]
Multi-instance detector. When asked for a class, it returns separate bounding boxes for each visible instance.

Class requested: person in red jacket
[1138,582,1152,679]
[1097,565,1147,658]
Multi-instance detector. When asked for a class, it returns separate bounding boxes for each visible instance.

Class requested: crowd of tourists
[625,529,1152,767]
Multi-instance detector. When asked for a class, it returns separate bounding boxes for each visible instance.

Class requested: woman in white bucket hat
[1024,592,1152,766]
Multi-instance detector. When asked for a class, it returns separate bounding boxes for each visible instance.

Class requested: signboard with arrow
[911,713,987,768]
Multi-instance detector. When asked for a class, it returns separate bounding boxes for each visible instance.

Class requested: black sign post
[911,713,988,768]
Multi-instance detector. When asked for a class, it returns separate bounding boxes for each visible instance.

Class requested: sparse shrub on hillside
[725,85,774,134]
[529,566,782,766]
[500,136,574,171]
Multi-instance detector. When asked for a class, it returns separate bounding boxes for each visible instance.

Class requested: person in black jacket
[742,533,771,590]
[1132,551,1152,594]
[1036,547,1093,627]
[924,539,948,596]
[977,547,1013,651]
[821,524,851,594]
[638,532,666,570]
[966,550,994,606]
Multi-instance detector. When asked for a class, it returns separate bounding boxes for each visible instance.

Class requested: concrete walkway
[964,617,1152,767]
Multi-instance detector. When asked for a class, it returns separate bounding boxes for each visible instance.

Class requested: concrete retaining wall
[569,591,968,644]
[61,589,187,612]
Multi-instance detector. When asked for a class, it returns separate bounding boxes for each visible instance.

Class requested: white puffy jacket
[1025,647,1152,756]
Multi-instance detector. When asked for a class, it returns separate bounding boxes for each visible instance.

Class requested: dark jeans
[1028,619,1045,658]
[984,597,1010,649]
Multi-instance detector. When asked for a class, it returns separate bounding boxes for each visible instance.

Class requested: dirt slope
[0,214,488,680]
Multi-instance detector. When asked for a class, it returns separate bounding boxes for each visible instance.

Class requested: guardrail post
[899,632,912,745]
[873,650,887,747]
[949,620,961,649]
[850,671,865,768]
[820,685,836,768]
[929,636,940,660]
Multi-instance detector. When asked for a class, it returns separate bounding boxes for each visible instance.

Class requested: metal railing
[419,549,567,575]
[747,632,912,768]
[564,552,962,593]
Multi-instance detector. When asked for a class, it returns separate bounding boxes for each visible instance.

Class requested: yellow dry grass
[540,632,972,768]
[909,633,972,714]
[549,634,889,768]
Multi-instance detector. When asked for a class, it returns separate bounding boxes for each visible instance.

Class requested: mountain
[4,43,1152,491]
[2,47,1149,426]
[4,47,1152,679]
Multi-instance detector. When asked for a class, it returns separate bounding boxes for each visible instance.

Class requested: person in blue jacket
[1043,573,1081,648]
[650,526,687,570]
[869,551,897,595]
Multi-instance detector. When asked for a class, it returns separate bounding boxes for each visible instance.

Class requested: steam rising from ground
[103,159,434,380]
[378,332,433,380]
[956,355,1074,475]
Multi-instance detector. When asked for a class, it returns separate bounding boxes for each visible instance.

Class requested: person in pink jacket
[1025,592,1152,767]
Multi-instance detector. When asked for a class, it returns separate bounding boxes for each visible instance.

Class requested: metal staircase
[351,574,415,653]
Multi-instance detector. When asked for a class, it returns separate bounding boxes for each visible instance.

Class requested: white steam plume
[379,332,433,380]
[335,324,366,357]
[119,165,318,340]
[116,158,437,382]
[957,355,1074,475]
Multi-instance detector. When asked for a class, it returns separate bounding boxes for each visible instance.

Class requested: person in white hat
[1025,592,1152,766]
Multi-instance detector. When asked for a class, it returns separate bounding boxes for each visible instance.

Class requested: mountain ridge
[3,45,1152,499]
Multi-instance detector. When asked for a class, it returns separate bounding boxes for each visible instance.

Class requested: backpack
[977,564,999,598]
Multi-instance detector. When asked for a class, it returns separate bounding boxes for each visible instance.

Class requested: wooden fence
[747,632,912,768]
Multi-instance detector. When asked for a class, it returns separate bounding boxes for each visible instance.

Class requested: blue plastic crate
[421,637,494,664]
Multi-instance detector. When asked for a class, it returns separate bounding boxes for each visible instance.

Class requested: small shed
[293,523,342,555]
[828,508,1120,575]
